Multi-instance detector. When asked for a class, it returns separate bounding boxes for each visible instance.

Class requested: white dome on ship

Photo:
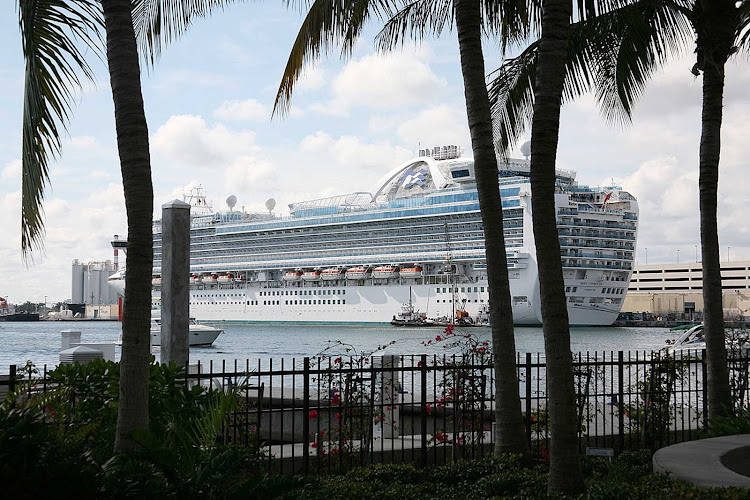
[520,141,531,159]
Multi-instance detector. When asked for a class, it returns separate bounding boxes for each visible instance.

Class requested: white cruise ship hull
[111,150,638,328]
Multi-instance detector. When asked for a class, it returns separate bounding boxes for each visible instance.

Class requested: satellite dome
[265,198,276,213]
[226,195,237,210]
[520,141,531,159]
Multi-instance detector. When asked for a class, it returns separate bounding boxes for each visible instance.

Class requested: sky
[1,3,750,304]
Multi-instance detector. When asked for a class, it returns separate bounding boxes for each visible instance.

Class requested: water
[0,320,680,372]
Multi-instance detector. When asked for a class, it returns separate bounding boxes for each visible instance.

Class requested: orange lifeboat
[399,265,423,278]
[189,275,200,285]
[345,267,368,280]
[321,268,342,280]
[372,266,399,279]
[217,273,234,285]
[151,275,162,287]
[203,274,219,285]
[283,271,302,282]
[302,270,322,281]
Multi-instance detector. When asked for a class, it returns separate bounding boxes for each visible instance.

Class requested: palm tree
[272,0,530,457]
[489,0,749,422]
[18,0,153,451]
[454,0,529,457]
[525,0,585,493]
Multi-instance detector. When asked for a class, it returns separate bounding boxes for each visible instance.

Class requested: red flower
[435,335,442,341]
[309,410,319,419]
[311,442,318,449]
[426,403,432,414]
[335,412,341,421]
[331,393,341,404]
[334,357,342,364]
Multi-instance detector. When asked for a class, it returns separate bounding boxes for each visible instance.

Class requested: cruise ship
[108,145,639,326]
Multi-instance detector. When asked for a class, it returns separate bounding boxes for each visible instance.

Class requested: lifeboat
[399,265,423,278]
[203,274,219,285]
[372,266,399,279]
[321,268,342,280]
[345,267,368,280]
[234,274,245,284]
[189,275,200,285]
[302,270,322,281]
[151,275,162,287]
[283,271,302,282]
[217,273,234,285]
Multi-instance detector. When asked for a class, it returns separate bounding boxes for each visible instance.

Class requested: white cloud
[299,131,413,170]
[151,114,276,197]
[397,105,471,147]
[309,52,447,116]
[1,159,20,182]
[213,99,269,121]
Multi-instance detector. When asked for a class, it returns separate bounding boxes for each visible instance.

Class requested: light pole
[677,249,680,263]
[728,246,731,262]
[645,247,648,265]
[695,245,698,263]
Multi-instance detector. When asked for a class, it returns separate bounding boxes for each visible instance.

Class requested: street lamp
[677,249,680,263]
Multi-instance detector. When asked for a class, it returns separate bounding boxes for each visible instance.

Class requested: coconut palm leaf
[489,0,692,155]
[738,0,750,49]
[374,0,532,53]
[273,0,393,117]
[18,0,103,256]
[131,0,244,65]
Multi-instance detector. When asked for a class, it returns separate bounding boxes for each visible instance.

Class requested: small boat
[151,275,162,287]
[373,266,399,279]
[400,265,423,278]
[189,275,200,285]
[217,273,234,284]
[302,270,322,281]
[203,274,219,285]
[666,323,748,353]
[321,268,342,280]
[345,267,368,280]
[283,270,302,282]
[150,317,223,347]
[391,288,434,327]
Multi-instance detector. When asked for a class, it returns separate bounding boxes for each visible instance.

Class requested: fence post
[8,365,16,405]
[618,351,624,452]
[303,357,310,475]
[701,350,708,430]
[420,354,428,468]
[525,353,532,447]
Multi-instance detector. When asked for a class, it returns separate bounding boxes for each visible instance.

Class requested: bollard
[374,355,400,439]
[61,330,82,350]
[161,199,191,366]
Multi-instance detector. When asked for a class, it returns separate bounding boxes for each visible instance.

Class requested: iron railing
[2,348,749,474]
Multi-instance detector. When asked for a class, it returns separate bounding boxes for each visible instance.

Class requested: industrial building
[71,260,120,319]
[623,260,750,319]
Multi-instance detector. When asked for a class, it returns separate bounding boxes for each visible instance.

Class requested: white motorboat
[666,323,748,353]
[150,317,223,347]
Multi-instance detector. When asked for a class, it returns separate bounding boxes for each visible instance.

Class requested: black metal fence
[3,348,750,474]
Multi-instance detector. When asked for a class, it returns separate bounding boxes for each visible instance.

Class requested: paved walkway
[653,434,750,489]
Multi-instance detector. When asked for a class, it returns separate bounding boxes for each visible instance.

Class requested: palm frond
[737,0,750,51]
[375,0,532,53]
[375,0,451,52]
[132,0,243,65]
[489,0,692,154]
[18,0,103,257]
[273,0,391,117]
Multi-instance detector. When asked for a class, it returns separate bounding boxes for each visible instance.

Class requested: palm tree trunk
[529,0,584,494]
[102,0,154,452]
[455,0,528,457]
[695,0,736,419]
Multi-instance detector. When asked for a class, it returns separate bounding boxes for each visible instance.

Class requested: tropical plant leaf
[489,0,692,155]
[132,0,244,65]
[273,0,392,117]
[18,0,103,257]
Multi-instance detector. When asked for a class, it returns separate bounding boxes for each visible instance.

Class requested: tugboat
[390,288,435,327]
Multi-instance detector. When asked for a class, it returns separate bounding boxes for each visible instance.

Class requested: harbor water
[0,321,681,372]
